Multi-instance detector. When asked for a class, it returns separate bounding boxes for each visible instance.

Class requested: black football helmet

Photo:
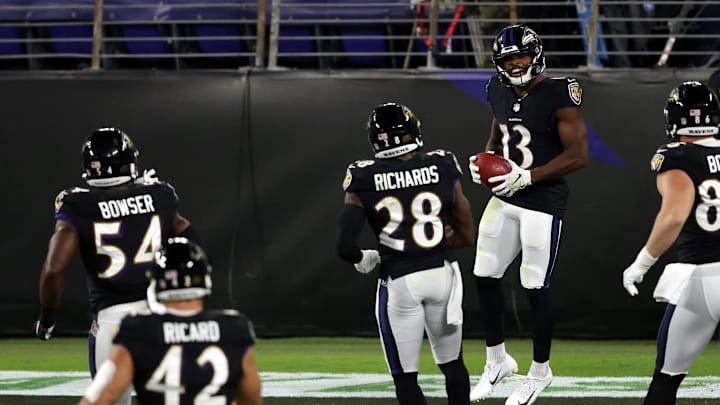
[664,81,720,140]
[367,103,423,159]
[491,24,545,87]
[81,127,139,187]
[148,237,212,302]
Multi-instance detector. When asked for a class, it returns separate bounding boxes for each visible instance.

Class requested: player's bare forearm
[39,222,79,307]
[645,212,685,258]
[39,267,65,307]
[485,119,502,153]
[644,170,695,257]
[236,348,263,405]
[530,148,588,183]
[446,182,475,248]
[531,109,588,182]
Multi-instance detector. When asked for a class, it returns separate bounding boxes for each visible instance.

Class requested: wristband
[635,247,658,270]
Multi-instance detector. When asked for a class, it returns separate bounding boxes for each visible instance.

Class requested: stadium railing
[0,0,717,70]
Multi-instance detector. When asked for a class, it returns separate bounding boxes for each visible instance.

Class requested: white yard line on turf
[0,371,719,398]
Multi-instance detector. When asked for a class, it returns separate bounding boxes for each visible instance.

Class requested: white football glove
[622,247,658,296]
[136,168,160,184]
[467,155,483,185]
[354,249,380,274]
[489,158,532,197]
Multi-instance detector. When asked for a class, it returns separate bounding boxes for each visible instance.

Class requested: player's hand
[468,155,483,185]
[489,159,531,197]
[34,320,55,341]
[622,247,658,296]
[136,168,159,184]
[354,249,380,274]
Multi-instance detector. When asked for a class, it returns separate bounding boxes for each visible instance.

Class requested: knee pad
[473,251,500,277]
[519,262,547,289]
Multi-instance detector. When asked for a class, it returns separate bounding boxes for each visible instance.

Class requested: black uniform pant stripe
[377,282,403,375]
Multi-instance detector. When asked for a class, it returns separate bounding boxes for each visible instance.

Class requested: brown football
[473,152,511,189]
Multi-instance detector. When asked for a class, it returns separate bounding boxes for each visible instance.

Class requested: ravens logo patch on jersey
[650,153,665,172]
[342,168,353,191]
[567,80,582,106]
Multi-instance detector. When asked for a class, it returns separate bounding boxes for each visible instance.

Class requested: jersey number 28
[375,192,444,251]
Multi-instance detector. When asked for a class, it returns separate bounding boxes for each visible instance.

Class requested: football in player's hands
[472,152,511,189]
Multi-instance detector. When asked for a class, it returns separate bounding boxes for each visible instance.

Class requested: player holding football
[622,81,720,405]
[35,127,203,405]
[337,103,475,404]
[467,25,588,404]
[79,237,261,405]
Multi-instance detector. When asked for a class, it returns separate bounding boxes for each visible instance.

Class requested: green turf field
[4,336,720,376]
[1,337,719,404]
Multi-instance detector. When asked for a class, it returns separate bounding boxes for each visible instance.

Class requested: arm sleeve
[336,204,366,263]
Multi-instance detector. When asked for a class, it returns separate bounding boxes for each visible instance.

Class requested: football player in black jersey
[466,25,588,405]
[80,237,261,405]
[622,82,720,405]
[337,103,475,405]
[35,127,204,405]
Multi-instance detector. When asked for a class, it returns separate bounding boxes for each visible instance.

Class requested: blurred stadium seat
[121,25,173,55]
[0,26,23,56]
[0,0,717,70]
[195,25,244,54]
[46,25,93,55]
[339,26,390,67]
[277,26,321,68]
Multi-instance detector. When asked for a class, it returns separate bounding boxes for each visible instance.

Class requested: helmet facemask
[492,25,546,88]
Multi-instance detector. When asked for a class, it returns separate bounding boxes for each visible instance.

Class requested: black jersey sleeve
[548,77,583,109]
[212,309,256,347]
[53,186,90,224]
[342,160,377,193]
[650,142,689,175]
[113,313,147,349]
[486,76,501,107]
[426,149,463,182]
[159,182,180,214]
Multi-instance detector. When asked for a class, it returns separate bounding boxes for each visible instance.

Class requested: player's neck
[164,299,204,314]
[398,152,417,161]
[679,135,720,145]
[513,74,544,97]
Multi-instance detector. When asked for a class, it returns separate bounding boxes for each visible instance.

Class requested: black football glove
[34,320,55,341]
[35,306,56,341]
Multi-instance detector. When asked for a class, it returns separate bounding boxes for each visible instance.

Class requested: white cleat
[470,354,518,401]
[505,368,553,405]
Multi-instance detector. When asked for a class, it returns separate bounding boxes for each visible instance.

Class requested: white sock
[529,360,550,378]
[486,342,507,364]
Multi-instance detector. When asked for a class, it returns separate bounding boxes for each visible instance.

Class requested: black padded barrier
[0,68,715,338]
